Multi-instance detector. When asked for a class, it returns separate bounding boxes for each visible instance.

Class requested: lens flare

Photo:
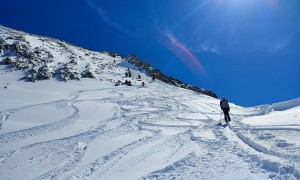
[157,29,206,80]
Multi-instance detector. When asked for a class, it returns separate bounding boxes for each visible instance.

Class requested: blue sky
[0,0,299,106]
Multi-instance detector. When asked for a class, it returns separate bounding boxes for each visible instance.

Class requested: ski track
[0,86,299,179]
[0,100,78,145]
[64,135,158,180]
[223,120,300,179]
[142,118,260,180]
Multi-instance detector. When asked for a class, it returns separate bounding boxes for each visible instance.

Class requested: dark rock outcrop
[127,54,218,98]
[81,68,95,78]
[0,25,217,99]
[3,56,12,65]
[57,65,80,82]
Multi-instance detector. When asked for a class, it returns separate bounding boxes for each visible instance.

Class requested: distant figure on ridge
[141,81,146,87]
[220,97,231,123]
[125,68,131,77]
[127,68,131,77]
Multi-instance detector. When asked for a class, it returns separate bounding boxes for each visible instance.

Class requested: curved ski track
[0,86,299,179]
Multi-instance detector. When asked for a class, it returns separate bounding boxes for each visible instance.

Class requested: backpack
[221,99,229,108]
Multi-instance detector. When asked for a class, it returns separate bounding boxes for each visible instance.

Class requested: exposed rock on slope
[0,25,118,82]
[0,25,217,98]
[127,54,217,98]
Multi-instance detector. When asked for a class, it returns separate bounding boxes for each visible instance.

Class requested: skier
[127,68,131,77]
[220,97,231,123]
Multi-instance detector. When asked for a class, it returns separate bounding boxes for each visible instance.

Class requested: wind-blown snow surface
[1,75,300,179]
[1,26,300,180]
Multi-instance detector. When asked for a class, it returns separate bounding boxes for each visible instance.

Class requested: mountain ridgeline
[126,54,217,98]
[0,25,217,98]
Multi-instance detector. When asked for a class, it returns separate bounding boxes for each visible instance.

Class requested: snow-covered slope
[0,25,217,98]
[0,25,127,83]
[1,26,300,179]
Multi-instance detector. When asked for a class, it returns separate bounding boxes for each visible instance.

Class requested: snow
[271,98,300,111]
[1,26,300,179]
[242,106,300,126]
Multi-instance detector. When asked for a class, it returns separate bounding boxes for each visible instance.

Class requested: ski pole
[229,111,234,119]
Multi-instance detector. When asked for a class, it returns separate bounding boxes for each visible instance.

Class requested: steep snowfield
[1,26,300,179]
[1,76,300,180]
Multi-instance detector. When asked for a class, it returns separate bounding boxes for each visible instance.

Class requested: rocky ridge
[127,54,217,98]
[0,25,217,98]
